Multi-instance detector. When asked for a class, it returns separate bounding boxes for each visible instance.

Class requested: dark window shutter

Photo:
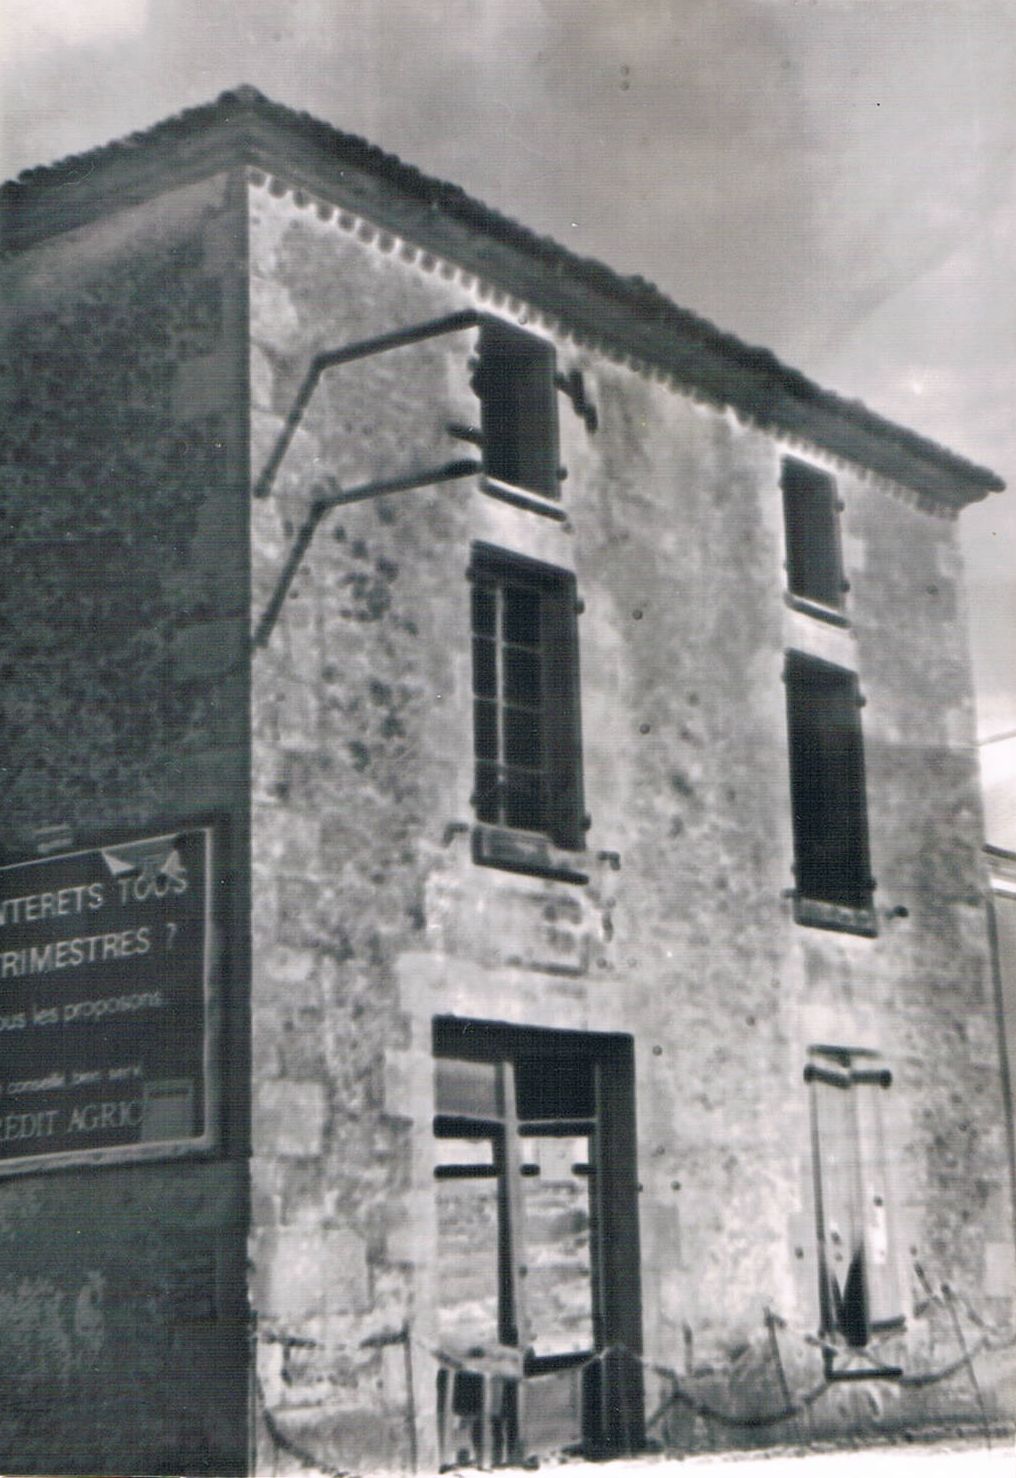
[541,576,584,851]
[782,459,845,610]
[786,653,872,909]
[476,324,559,498]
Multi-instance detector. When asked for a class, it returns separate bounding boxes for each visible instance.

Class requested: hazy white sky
[3,0,1014,839]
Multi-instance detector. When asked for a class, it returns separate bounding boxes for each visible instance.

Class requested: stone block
[253,1080,326,1158]
[258,1339,285,1408]
[255,809,322,873]
[381,1341,408,1409]
[257,943,319,990]
[250,275,302,350]
[259,675,320,753]
[251,1009,283,1077]
[984,1240,1016,1298]
[250,342,275,411]
[251,1226,369,1320]
[382,1048,432,1123]
[428,873,594,976]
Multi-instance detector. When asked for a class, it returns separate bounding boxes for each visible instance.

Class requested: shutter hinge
[446,421,484,447]
[555,369,598,433]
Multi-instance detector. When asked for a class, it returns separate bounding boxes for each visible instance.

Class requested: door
[432,1020,643,1466]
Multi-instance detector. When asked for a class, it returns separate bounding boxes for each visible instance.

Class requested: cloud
[0,0,1011,750]
[4,0,148,53]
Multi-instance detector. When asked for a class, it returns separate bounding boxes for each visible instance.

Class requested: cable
[252,1283,1016,1470]
[256,1374,363,1478]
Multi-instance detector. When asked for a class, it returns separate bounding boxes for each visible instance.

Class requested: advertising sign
[0,826,217,1173]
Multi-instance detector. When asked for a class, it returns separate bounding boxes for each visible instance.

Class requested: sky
[2,0,1014,842]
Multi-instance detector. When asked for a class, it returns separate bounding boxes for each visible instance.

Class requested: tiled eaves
[1,85,1004,512]
[244,170,956,521]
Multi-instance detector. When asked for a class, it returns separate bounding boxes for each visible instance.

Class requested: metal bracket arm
[252,459,481,649]
[253,310,483,499]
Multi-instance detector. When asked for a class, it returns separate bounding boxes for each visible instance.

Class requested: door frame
[432,1016,645,1457]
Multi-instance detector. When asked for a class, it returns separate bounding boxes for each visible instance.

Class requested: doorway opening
[432,1017,644,1467]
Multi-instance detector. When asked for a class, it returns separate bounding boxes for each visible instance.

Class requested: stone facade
[1,89,1013,1475]
[246,175,1015,1470]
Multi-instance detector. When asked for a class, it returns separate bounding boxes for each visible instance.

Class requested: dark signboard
[0,826,217,1172]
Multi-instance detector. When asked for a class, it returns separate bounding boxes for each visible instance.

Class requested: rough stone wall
[248,169,1013,1473]
[986,853,1016,1280]
[0,174,251,1475]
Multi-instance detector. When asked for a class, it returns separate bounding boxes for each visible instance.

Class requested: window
[784,651,875,931]
[805,1047,903,1376]
[473,323,559,497]
[470,546,584,853]
[781,458,846,617]
[432,1019,643,1465]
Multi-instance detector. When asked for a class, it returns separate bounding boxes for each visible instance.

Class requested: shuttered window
[473,323,559,498]
[805,1049,903,1369]
[470,546,584,851]
[785,652,873,917]
[782,458,846,615]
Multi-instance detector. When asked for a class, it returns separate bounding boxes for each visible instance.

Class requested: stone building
[1,87,1014,1475]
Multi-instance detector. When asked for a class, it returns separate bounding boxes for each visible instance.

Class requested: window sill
[478,475,567,522]
[793,893,878,938]
[821,1319,906,1381]
[472,825,588,885]
[784,591,850,628]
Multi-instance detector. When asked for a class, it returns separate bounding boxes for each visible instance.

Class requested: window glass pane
[435,1136,497,1171]
[504,709,542,768]
[471,583,496,637]
[435,1059,503,1120]
[468,548,583,851]
[472,637,497,698]
[503,586,541,646]
[502,770,544,832]
[503,647,541,707]
[474,700,498,760]
[518,1134,595,1356]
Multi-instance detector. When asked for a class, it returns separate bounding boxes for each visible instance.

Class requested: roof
[1,85,1004,509]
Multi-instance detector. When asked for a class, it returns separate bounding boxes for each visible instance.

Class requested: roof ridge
[1,85,1004,501]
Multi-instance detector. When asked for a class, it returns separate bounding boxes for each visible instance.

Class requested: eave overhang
[1,88,1004,512]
